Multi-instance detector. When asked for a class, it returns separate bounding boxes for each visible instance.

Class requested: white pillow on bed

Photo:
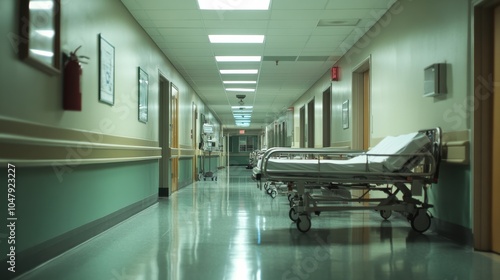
[366,132,431,171]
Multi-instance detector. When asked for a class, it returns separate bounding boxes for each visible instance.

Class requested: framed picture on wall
[342,100,349,129]
[98,34,115,105]
[138,67,149,123]
[19,0,61,75]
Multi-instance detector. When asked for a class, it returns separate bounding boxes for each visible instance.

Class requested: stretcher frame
[254,128,442,233]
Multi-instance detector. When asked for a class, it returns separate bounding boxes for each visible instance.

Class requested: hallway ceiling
[120,0,395,130]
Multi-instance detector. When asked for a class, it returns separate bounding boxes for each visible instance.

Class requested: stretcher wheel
[380,210,392,220]
[297,215,311,233]
[289,208,299,222]
[270,189,277,198]
[411,210,431,233]
[266,188,272,195]
[287,193,293,202]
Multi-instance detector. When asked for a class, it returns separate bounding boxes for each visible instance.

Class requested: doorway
[492,4,500,253]
[171,84,179,193]
[473,0,500,253]
[307,98,315,148]
[300,106,305,148]
[323,87,332,147]
[352,57,371,150]
[158,74,170,197]
[192,103,198,181]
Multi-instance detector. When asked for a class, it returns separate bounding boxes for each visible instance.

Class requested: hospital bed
[253,128,442,233]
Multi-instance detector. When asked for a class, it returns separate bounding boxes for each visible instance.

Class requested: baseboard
[3,194,158,279]
[431,217,473,246]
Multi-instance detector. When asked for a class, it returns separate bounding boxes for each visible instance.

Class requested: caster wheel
[289,208,299,222]
[314,211,321,216]
[266,188,272,195]
[271,190,277,199]
[297,215,311,233]
[411,210,431,233]
[287,193,293,202]
[380,210,392,220]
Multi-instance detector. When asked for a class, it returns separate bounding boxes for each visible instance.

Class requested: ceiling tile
[120,0,392,129]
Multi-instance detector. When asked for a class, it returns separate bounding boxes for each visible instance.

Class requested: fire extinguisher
[63,46,88,111]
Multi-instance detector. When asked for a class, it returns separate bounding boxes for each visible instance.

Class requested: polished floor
[16,167,500,280]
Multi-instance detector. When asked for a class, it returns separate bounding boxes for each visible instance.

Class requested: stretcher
[252,128,442,233]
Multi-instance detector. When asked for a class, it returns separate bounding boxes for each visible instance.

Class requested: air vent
[317,19,360,27]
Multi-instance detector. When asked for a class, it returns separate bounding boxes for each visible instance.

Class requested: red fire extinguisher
[63,46,88,111]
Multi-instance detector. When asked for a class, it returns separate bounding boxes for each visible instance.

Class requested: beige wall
[0,0,218,145]
[291,0,470,147]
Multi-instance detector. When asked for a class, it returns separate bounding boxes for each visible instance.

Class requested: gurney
[253,128,442,233]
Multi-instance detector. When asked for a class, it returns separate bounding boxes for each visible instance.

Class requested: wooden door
[171,85,179,193]
[363,70,371,150]
[492,4,500,254]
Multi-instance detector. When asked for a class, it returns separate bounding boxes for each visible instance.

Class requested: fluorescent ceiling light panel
[198,0,270,10]
[226,88,255,92]
[220,69,258,74]
[209,35,265,44]
[231,106,253,110]
[233,110,252,116]
[30,49,54,57]
[36,30,55,38]
[216,56,261,62]
[29,1,54,10]
[236,122,251,127]
[223,81,257,84]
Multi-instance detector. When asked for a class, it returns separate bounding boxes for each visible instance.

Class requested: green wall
[0,161,158,254]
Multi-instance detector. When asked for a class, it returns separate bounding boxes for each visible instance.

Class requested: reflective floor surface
[15,167,500,280]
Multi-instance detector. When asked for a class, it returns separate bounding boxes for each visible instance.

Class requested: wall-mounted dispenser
[424,63,447,97]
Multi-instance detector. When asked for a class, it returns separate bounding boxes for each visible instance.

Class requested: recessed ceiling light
[232,110,252,113]
[30,49,54,57]
[220,69,258,74]
[226,88,255,92]
[223,81,257,84]
[29,1,54,10]
[231,106,253,109]
[233,115,251,119]
[209,35,265,44]
[216,56,262,62]
[198,0,270,10]
[236,122,251,127]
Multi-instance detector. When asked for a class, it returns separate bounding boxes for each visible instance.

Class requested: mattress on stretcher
[264,132,431,175]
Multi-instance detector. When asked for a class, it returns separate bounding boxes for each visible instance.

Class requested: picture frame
[342,100,349,129]
[138,67,149,123]
[19,0,61,75]
[98,34,115,105]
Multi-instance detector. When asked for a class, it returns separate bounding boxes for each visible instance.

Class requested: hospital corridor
[2,0,500,279]
[11,167,500,280]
